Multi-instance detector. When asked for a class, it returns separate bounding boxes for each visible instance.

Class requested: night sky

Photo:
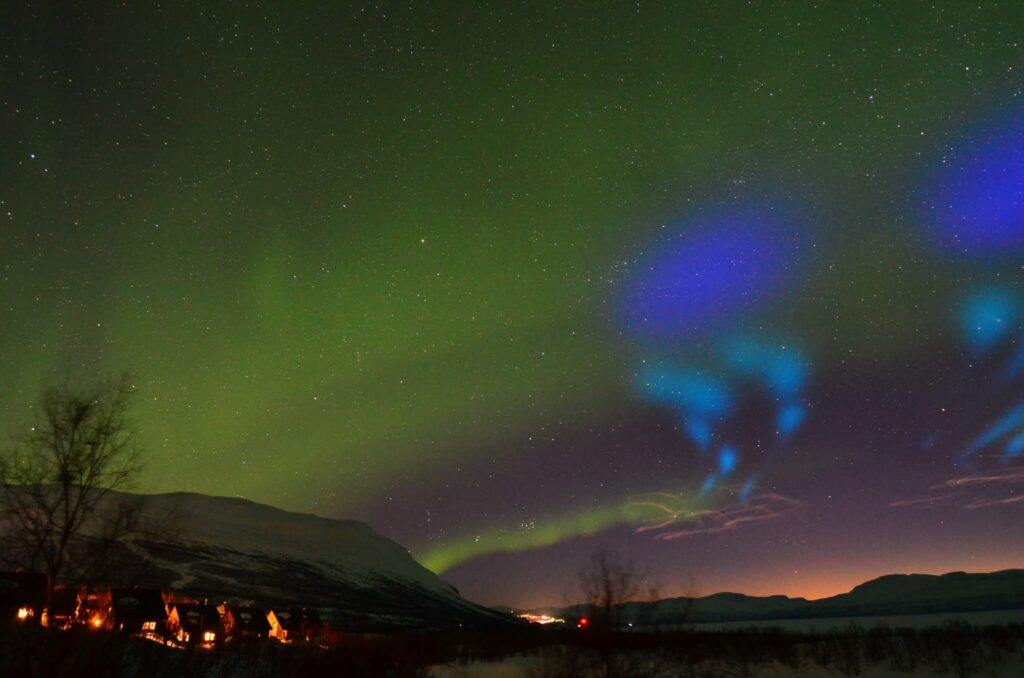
[3,2,1024,609]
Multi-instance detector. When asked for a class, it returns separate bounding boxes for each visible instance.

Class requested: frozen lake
[682,607,1024,632]
[432,608,1024,678]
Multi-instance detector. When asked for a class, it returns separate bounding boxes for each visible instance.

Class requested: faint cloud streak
[891,466,1024,510]
[627,487,804,540]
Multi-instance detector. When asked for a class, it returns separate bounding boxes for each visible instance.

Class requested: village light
[203,631,216,643]
[516,613,565,625]
[17,607,31,620]
[92,617,102,629]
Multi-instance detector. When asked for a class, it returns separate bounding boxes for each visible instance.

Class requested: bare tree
[578,545,657,630]
[539,547,674,678]
[0,374,143,608]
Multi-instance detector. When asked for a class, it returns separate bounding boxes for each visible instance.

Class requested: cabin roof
[110,588,167,621]
[270,607,322,631]
[228,605,271,633]
[172,603,221,632]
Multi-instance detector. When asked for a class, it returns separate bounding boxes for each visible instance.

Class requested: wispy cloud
[891,465,1024,510]
[626,488,804,540]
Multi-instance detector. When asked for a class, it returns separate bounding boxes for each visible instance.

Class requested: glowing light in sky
[964,402,1024,461]
[633,336,811,496]
[628,488,803,540]
[622,202,803,338]
[623,200,813,500]
[638,363,732,452]
[723,335,810,439]
[723,336,808,397]
[718,446,738,475]
[917,108,1024,256]
[1006,432,1024,457]
[1000,346,1024,384]
[943,286,1024,465]
[420,505,630,574]
[958,289,1018,353]
[7,1,1024,612]
[777,403,807,436]
[639,364,732,417]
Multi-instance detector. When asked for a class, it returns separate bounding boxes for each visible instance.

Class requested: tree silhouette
[0,374,144,609]
[577,545,658,630]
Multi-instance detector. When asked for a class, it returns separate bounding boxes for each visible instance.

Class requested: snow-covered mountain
[5,490,515,631]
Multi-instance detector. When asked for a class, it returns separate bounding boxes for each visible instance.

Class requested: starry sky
[3,1,1024,609]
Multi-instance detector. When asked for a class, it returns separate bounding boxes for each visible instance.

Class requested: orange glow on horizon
[686,554,1024,603]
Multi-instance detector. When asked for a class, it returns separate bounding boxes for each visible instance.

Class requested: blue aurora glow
[917,109,1024,256]
[638,363,733,417]
[958,289,1019,354]
[950,288,1024,463]
[1007,432,1024,457]
[723,336,807,396]
[638,363,732,452]
[698,446,739,498]
[964,402,1024,461]
[718,446,738,475]
[1001,345,1024,384]
[624,201,814,500]
[622,203,803,338]
[723,335,809,438]
[777,403,807,437]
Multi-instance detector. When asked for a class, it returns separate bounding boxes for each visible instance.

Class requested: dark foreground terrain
[3,619,1024,677]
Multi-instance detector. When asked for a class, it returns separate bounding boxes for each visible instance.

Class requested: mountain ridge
[0,489,515,631]
[526,569,1024,625]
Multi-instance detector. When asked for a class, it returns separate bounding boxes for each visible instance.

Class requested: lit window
[203,631,216,643]
[17,607,31,620]
[142,621,156,631]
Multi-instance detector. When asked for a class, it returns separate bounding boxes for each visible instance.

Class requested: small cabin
[221,604,271,641]
[168,603,222,647]
[109,588,167,635]
[267,607,323,644]
[45,585,81,629]
[78,588,112,629]
[0,571,46,625]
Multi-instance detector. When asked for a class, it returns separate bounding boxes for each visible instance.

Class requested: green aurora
[4,2,1024,596]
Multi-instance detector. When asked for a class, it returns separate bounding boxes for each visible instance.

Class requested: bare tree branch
[578,546,649,630]
[0,374,145,608]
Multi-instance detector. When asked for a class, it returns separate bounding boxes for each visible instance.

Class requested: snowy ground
[431,610,1024,677]
[685,608,1024,632]
[434,656,1024,678]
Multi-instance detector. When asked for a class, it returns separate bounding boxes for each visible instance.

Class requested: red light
[578,617,589,629]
